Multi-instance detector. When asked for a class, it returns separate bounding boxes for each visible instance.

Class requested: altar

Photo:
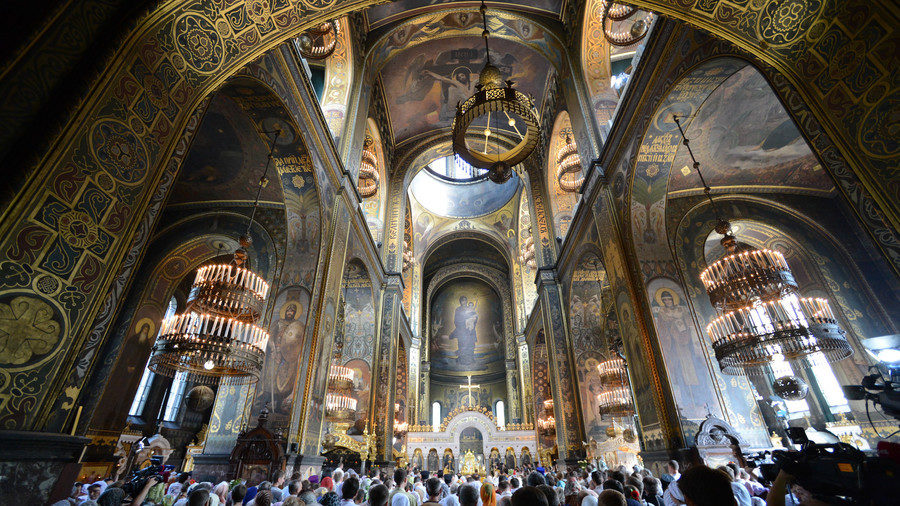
[406,409,536,474]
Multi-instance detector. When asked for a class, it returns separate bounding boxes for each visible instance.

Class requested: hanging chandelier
[451,0,540,184]
[538,399,556,433]
[556,132,584,192]
[597,355,634,418]
[601,1,653,46]
[358,135,380,198]
[149,132,280,384]
[671,115,853,375]
[297,20,339,60]
[325,363,357,422]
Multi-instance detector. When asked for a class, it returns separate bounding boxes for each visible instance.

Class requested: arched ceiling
[666,65,833,197]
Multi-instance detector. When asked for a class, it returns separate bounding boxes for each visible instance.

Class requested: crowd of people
[53,458,815,506]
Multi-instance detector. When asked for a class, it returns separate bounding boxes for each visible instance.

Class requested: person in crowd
[642,476,663,506]
[660,461,679,493]
[480,481,497,506]
[458,485,479,506]
[232,484,249,506]
[299,480,317,505]
[496,480,511,502]
[510,486,548,506]
[716,465,751,506]
[368,484,390,506]
[508,477,520,496]
[320,491,340,506]
[536,484,558,506]
[597,490,626,506]
[526,471,546,488]
[676,465,736,506]
[423,477,443,506]
[340,477,360,506]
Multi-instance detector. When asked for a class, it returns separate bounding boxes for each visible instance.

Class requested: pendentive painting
[430,278,503,381]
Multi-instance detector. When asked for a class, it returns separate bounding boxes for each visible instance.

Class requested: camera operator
[93,476,158,506]
[765,470,828,506]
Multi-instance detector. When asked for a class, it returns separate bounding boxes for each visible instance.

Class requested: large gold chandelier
[358,135,379,198]
[148,132,280,383]
[672,116,852,375]
[325,364,357,422]
[451,0,540,184]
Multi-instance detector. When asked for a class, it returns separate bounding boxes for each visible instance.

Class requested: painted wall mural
[646,277,720,431]
[335,259,376,434]
[569,252,609,441]
[254,287,310,419]
[380,36,552,143]
[430,278,504,382]
[169,94,283,205]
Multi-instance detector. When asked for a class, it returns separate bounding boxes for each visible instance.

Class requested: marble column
[371,274,402,464]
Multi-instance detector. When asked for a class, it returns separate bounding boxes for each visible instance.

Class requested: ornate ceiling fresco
[364,0,564,30]
[379,35,553,144]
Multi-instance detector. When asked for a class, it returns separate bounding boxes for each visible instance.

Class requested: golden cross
[461,374,481,406]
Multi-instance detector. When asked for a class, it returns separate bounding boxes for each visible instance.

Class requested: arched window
[432,401,441,432]
[495,400,505,428]
[749,295,849,418]
[162,371,187,421]
[129,297,177,417]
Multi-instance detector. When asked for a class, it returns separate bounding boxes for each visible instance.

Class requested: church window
[495,400,505,428]
[432,401,441,432]
[129,297,177,417]
[163,371,188,422]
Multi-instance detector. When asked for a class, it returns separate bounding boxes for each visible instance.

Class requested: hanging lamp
[451,0,540,183]
[147,132,280,384]
[556,132,584,192]
[672,115,853,375]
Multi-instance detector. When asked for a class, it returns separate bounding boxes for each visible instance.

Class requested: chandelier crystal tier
[297,20,339,60]
[596,353,634,418]
[556,132,584,192]
[451,1,539,183]
[325,362,357,423]
[672,115,852,375]
[358,135,380,198]
[148,132,280,384]
[538,398,556,433]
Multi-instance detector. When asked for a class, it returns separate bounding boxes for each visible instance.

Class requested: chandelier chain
[246,130,280,238]
[672,115,721,223]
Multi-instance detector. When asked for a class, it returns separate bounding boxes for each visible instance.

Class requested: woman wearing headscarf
[480,482,497,506]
